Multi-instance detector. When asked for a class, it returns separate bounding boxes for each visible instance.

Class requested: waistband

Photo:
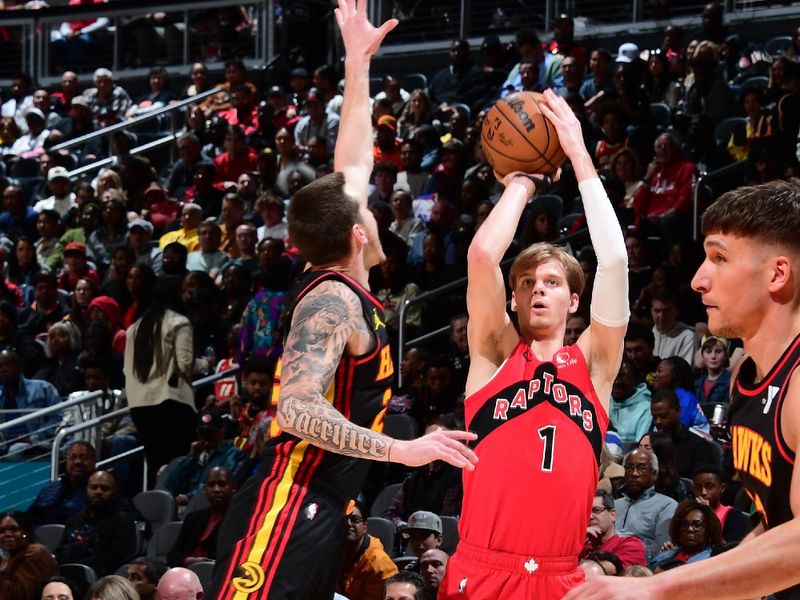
[455,541,579,575]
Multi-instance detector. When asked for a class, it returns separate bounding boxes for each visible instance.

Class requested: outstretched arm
[539,89,628,406]
[277,280,477,470]
[333,0,397,204]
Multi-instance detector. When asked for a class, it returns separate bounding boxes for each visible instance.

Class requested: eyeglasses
[679,519,706,531]
[591,506,610,514]
[347,515,364,525]
[624,463,652,474]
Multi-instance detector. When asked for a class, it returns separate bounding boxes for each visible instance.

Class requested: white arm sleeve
[580,177,630,327]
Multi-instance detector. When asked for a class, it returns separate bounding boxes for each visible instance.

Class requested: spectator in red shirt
[51,71,81,115]
[213,125,258,185]
[373,114,403,171]
[580,490,647,568]
[632,132,698,244]
[218,84,259,136]
[58,242,100,292]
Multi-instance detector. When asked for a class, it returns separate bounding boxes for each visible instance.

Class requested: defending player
[209,3,478,598]
[565,180,800,600]
[438,89,629,599]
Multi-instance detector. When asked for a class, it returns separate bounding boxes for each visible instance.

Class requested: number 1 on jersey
[538,425,556,472]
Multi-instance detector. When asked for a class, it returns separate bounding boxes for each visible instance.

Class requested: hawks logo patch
[232,561,265,593]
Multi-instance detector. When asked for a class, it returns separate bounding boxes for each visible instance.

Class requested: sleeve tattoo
[277,281,393,461]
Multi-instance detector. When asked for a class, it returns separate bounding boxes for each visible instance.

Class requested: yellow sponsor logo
[232,561,265,594]
[372,308,386,330]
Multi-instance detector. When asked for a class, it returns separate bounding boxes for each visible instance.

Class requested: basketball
[481,91,567,178]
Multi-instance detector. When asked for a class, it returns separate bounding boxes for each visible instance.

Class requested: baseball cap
[197,406,227,430]
[616,42,640,63]
[403,510,442,534]
[267,85,285,98]
[377,114,397,133]
[25,107,45,121]
[434,162,456,178]
[70,95,90,108]
[290,67,309,79]
[48,166,70,182]
[128,219,154,235]
[63,241,87,256]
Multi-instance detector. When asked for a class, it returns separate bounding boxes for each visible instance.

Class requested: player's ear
[352,223,368,245]
[767,255,792,296]
[568,292,580,314]
[510,291,518,312]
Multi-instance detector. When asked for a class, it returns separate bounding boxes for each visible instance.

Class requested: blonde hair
[509,242,585,296]
[87,575,139,600]
[622,565,654,577]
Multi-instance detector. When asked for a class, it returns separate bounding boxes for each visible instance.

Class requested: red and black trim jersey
[460,340,608,557]
[264,269,394,508]
[730,334,800,600]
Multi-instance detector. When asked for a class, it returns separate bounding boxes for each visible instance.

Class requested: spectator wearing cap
[374,115,403,171]
[400,511,444,570]
[33,167,77,219]
[128,219,164,275]
[213,125,258,185]
[58,241,99,292]
[429,39,486,114]
[3,107,50,159]
[615,42,645,81]
[502,29,565,98]
[294,88,340,156]
[83,68,132,122]
[288,66,313,109]
[265,86,300,131]
[0,185,38,242]
[87,295,126,353]
[163,406,244,506]
[167,466,237,567]
[338,498,398,600]
[160,203,202,252]
[186,220,228,277]
[49,95,103,162]
[218,84,260,136]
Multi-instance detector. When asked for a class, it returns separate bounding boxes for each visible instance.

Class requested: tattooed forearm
[280,392,391,460]
[276,281,393,461]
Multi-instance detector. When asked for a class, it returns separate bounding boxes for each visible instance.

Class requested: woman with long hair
[0,511,58,600]
[398,89,433,139]
[6,236,43,287]
[86,575,139,600]
[120,263,156,328]
[66,275,98,331]
[123,279,197,487]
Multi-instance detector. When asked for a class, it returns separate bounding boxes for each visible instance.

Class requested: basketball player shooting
[437,89,629,599]
[565,180,800,600]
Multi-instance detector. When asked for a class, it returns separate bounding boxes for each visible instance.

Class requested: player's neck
[522,329,565,361]
[314,258,370,288]
[742,312,800,380]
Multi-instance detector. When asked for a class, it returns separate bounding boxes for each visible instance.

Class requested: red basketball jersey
[460,340,608,557]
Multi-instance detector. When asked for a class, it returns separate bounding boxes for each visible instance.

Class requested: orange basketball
[481,91,567,178]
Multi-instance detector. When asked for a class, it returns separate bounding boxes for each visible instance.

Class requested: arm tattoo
[278,281,392,461]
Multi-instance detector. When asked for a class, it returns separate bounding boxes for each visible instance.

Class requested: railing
[0,0,277,86]
[395,226,590,388]
[0,366,241,508]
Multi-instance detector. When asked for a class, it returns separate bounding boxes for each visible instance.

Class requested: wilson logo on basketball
[506,94,536,132]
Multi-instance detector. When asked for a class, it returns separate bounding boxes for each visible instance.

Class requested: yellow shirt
[159,228,200,252]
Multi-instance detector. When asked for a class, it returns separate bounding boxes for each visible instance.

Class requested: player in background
[438,89,629,599]
[566,180,800,600]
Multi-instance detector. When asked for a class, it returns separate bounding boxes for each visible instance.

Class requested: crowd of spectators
[0,1,799,597]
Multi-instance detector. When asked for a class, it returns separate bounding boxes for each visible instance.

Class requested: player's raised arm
[539,89,629,404]
[333,0,397,204]
[277,280,478,470]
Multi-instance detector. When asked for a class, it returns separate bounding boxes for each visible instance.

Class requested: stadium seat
[188,560,215,593]
[115,563,131,577]
[556,212,584,236]
[739,76,769,93]
[393,555,417,570]
[765,35,791,57]
[714,117,747,150]
[649,102,672,131]
[440,516,460,554]
[370,483,402,518]
[184,490,211,517]
[367,516,397,557]
[59,563,97,595]
[450,103,471,121]
[146,520,183,563]
[34,523,65,554]
[401,73,428,93]
[154,456,183,490]
[383,414,419,441]
[134,489,177,536]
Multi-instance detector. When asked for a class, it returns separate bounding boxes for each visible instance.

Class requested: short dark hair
[624,321,655,348]
[225,125,245,139]
[164,241,189,258]
[37,576,81,600]
[243,356,275,376]
[592,551,624,576]
[594,489,615,510]
[384,571,431,600]
[38,208,60,224]
[516,28,541,48]
[223,193,245,211]
[288,171,359,265]
[651,388,681,410]
[373,161,398,176]
[130,556,168,584]
[701,179,800,254]
[660,356,695,390]
[224,59,246,72]
[651,287,679,308]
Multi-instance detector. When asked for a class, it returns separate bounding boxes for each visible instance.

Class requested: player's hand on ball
[392,429,478,470]
[538,89,586,160]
